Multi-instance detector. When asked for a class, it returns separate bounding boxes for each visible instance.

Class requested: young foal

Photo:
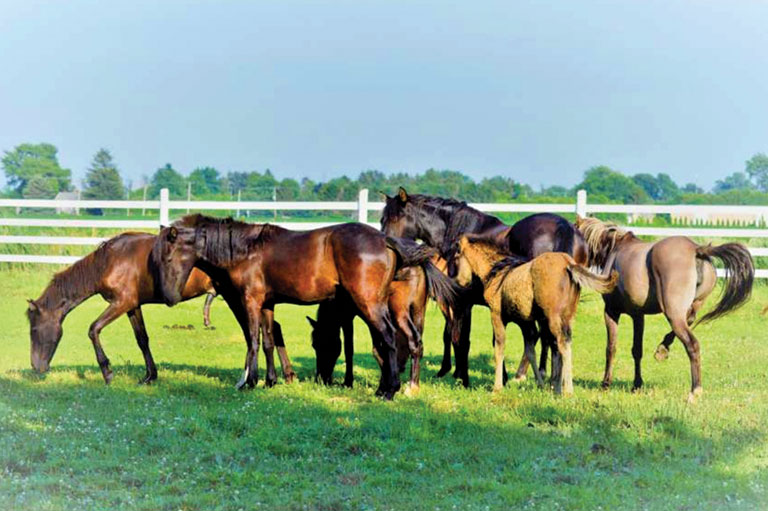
[27,232,225,384]
[307,254,457,393]
[454,236,617,394]
[575,217,754,402]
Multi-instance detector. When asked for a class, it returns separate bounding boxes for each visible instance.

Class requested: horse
[380,187,588,386]
[26,232,245,384]
[575,216,754,402]
[454,236,617,394]
[307,252,458,393]
[152,214,439,399]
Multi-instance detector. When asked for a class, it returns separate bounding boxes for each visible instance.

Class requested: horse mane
[171,214,284,266]
[577,217,634,268]
[463,237,528,283]
[31,233,136,312]
[382,193,504,258]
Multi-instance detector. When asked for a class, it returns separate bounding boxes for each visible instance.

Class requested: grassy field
[1,268,768,510]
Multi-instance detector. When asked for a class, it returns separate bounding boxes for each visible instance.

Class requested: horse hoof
[654,345,669,362]
[435,367,451,378]
[343,379,353,388]
[514,374,527,383]
[404,385,420,397]
[601,381,611,390]
[687,387,703,404]
[103,371,114,385]
[284,372,297,384]
[265,378,277,388]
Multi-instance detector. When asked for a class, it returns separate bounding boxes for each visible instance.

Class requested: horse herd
[26,188,755,402]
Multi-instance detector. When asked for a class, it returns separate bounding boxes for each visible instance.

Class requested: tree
[82,148,124,200]
[189,167,221,196]
[576,166,648,203]
[745,153,768,192]
[149,163,186,198]
[632,173,680,202]
[2,143,71,196]
[713,172,752,194]
[23,175,60,199]
[681,182,704,194]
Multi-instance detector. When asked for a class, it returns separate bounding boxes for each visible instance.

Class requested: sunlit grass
[2,268,768,510]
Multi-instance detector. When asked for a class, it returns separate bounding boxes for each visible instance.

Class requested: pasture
[2,267,768,510]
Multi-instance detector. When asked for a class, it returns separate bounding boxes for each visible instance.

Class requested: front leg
[260,309,278,387]
[88,302,130,384]
[342,318,354,387]
[127,307,157,384]
[602,308,621,389]
[490,311,507,391]
[631,315,645,391]
[238,297,263,390]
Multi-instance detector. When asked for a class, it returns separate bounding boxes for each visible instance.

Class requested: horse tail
[553,216,576,256]
[385,236,436,268]
[568,264,618,294]
[487,255,528,283]
[695,243,754,324]
[423,261,461,318]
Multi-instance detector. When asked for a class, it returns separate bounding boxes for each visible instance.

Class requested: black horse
[380,187,588,387]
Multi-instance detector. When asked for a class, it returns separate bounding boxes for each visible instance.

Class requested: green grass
[2,268,768,510]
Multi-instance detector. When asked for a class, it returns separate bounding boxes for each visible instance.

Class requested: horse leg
[514,318,543,381]
[655,299,702,362]
[521,322,544,386]
[272,320,296,383]
[538,319,549,377]
[260,309,278,388]
[127,307,157,384]
[631,315,645,391]
[400,316,423,394]
[601,308,621,389]
[360,304,399,399]
[490,311,507,391]
[234,297,262,390]
[88,302,129,384]
[203,293,215,327]
[342,317,355,387]
[550,318,573,396]
[437,312,453,378]
[455,308,473,388]
[668,315,703,403]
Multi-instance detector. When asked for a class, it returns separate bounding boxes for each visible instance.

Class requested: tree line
[3,142,768,205]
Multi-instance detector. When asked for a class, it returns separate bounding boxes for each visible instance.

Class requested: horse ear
[397,187,408,203]
[378,190,391,200]
[167,226,178,242]
[27,299,38,312]
[306,316,318,328]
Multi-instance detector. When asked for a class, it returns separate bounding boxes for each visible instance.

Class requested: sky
[1,0,767,191]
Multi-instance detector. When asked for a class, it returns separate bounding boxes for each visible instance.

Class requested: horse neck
[37,266,101,320]
[465,247,502,281]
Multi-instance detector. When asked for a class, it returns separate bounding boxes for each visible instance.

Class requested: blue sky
[1,0,766,190]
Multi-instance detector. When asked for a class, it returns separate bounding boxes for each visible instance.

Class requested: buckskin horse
[454,235,617,394]
[152,214,438,399]
[575,216,754,402]
[307,251,458,393]
[26,232,257,384]
[380,187,587,386]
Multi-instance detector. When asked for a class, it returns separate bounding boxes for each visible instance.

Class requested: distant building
[54,190,80,215]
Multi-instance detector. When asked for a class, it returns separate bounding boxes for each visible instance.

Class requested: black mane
[171,214,284,266]
[382,193,505,258]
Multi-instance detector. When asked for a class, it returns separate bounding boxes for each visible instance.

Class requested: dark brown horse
[26,232,241,384]
[576,217,754,402]
[307,252,457,393]
[152,214,437,399]
[380,187,587,386]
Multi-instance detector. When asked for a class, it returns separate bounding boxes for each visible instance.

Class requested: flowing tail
[696,243,754,324]
[385,236,436,267]
[568,265,618,294]
[423,261,461,319]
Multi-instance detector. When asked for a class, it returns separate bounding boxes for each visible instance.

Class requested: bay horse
[307,252,458,393]
[454,236,617,394]
[25,232,257,384]
[152,214,438,399]
[380,187,588,386]
[575,216,754,402]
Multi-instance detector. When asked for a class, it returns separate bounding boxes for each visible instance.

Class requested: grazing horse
[26,232,238,384]
[575,217,754,402]
[307,253,458,392]
[454,236,617,394]
[380,187,587,386]
[152,214,437,399]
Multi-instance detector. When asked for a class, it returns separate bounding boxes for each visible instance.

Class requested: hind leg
[520,322,544,386]
[437,312,453,378]
[342,318,355,387]
[357,303,400,399]
[260,309,278,388]
[490,311,507,391]
[667,315,703,402]
[655,299,703,362]
[631,315,645,391]
[203,293,215,327]
[271,320,296,383]
[601,308,621,389]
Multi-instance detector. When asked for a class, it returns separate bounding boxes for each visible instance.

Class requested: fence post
[576,189,587,218]
[160,188,169,227]
[358,189,369,224]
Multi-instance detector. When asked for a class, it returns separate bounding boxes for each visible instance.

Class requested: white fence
[1,188,767,278]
